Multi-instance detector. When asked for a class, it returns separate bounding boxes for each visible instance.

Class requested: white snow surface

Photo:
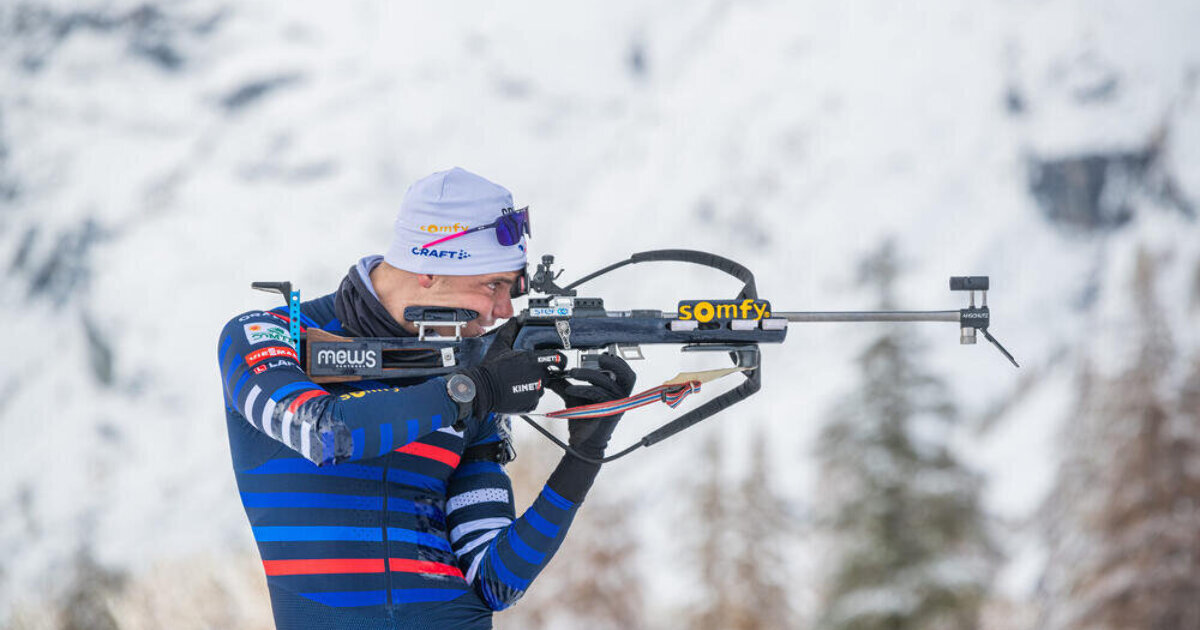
[2,0,1199,624]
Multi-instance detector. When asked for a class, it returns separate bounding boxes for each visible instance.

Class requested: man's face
[421,270,521,337]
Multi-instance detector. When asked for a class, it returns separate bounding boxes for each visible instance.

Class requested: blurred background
[2,0,1199,628]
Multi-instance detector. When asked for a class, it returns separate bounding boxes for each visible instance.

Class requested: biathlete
[217,167,633,629]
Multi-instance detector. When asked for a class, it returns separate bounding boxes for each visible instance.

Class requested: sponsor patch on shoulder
[257,359,293,372]
[244,322,293,347]
[246,346,299,366]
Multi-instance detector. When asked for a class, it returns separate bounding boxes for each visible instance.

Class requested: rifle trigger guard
[616,344,644,361]
[731,345,760,370]
[680,343,760,371]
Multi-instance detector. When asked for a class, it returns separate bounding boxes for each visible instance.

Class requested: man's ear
[417,274,436,289]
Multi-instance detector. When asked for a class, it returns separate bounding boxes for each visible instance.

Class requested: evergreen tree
[689,433,738,629]
[546,490,644,629]
[1039,248,1200,629]
[730,429,795,629]
[688,429,797,629]
[495,434,644,629]
[814,240,995,630]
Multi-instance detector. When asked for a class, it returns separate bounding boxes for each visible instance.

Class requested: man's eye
[487,282,499,292]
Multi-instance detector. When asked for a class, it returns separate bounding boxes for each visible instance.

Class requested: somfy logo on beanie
[420,223,470,234]
[384,167,527,276]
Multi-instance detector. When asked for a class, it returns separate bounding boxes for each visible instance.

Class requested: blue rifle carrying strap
[289,289,301,348]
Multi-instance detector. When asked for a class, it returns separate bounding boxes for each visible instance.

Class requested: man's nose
[494,296,514,320]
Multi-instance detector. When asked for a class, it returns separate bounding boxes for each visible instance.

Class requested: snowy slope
[2,0,1198,624]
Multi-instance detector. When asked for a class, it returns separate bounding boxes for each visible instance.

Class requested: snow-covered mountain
[2,0,1198,626]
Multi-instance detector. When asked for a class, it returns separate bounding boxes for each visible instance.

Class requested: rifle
[252,249,1017,462]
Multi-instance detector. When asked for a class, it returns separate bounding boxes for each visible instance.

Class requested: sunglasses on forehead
[420,207,531,249]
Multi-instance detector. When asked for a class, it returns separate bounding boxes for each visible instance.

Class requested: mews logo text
[316,348,379,369]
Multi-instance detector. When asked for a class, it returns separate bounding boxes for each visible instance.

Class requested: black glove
[544,354,637,504]
[548,354,637,460]
[458,349,565,420]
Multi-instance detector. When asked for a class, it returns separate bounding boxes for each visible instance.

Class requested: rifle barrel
[772,310,960,323]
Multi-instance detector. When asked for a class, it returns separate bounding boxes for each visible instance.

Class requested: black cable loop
[517,415,643,464]
[563,249,758,300]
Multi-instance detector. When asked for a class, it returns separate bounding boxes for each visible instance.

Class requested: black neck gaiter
[333,264,412,338]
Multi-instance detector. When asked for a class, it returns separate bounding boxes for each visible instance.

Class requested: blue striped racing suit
[218,286,586,629]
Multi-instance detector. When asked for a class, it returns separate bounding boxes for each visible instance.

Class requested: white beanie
[384,167,527,275]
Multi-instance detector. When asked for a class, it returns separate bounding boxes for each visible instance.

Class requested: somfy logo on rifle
[677,299,773,322]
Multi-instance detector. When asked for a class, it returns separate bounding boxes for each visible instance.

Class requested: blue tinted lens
[494,208,529,246]
[496,216,518,245]
[515,208,530,237]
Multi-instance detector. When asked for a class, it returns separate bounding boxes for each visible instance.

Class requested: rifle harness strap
[543,367,749,420]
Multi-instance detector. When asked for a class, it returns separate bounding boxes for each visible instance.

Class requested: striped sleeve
[217,310,458,466]
[445,420,580,611]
